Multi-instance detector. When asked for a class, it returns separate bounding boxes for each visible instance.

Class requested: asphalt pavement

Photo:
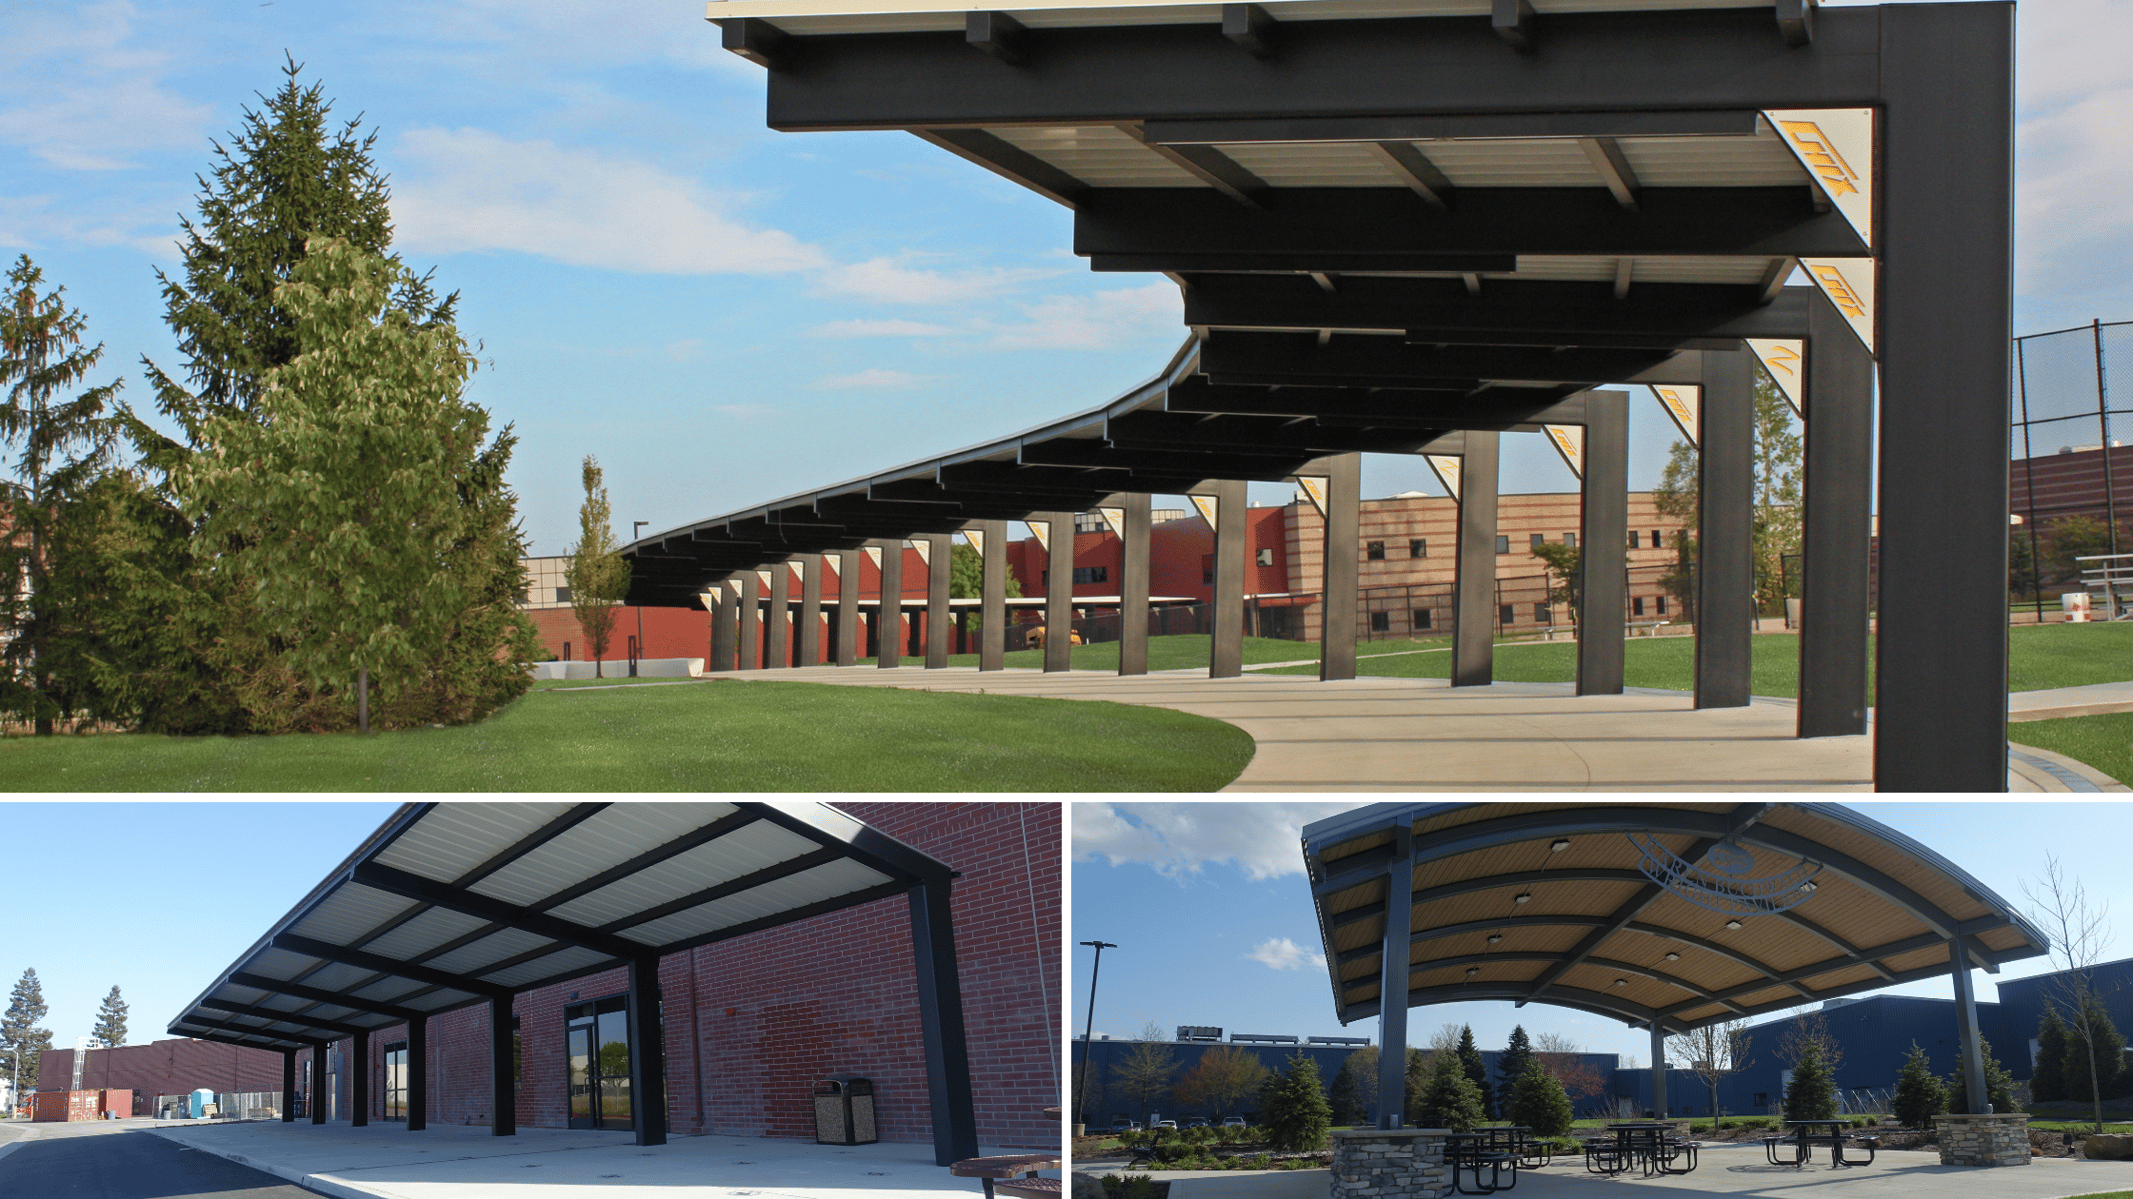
[0,1118,319,1199]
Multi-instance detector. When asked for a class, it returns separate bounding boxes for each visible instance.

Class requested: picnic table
[1445,1131,1518,1194]
[1592,1122,1696,1177]
[951,1153,1063,1199]
[1771,1119,1876,1168]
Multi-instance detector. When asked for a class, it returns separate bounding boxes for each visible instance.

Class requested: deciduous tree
[1175,1046,1271,1122]
[1675,1019,1752,1123]
[1650,376,1802,616]
[2024,852,2124,1131]
[1534,1031,1609,1109]
[566,455,630,678]
[1109,1026,1180,1127]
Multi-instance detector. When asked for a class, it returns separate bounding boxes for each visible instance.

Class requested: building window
[1530,533,1545,549]
[1535,603,1550,623]
[555,586,572,603]
[1652,529,1663,548]
[1410,539,1426,558]
[1370,611,1390,631]
[1499,604,1516,627]
[1413,608,1432,630]
[1656,595,1668,615]
[566,994,634,1131]
[1257,548,1274,566]
[1564,533,1577,548]
[1495,535,1510,555]
[1628,530,1640,549]
[562,642,572,661]
[1366,540,1385,560]
[1755,1093,1769,1108]
[1072,566,1109,584]
[1632,596,1645,616]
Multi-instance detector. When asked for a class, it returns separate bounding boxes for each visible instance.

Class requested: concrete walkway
[722,666,2121,792]
[1114,1143,2133,1199]
[150,1120,1038,1199]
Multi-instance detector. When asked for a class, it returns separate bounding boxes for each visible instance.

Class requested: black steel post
[800,554,823,667]
[1321,453,1361,682]
[1950,935,1989,1111]
[1206,481,1247,677]
[767,560,792,669]
[837,550,861,667]
[2099,320,2120,559]
[1453,431,1500,686]
[490,998,515,1136]
[281,1050,296,1122]
[878,540,903,669]
[1040,513,1074,672]
[1799,295,1875,736]
[979,521,1007,671]
[627,957,667,1146]
[1696,348,1755,708]
[406,1016,426,1132]
[737,571,760,672]
[1579,390,1629,695]
[908,879,981,1165]
[1075,940,1116,1130]
[1119,495,1151,676]
[1376,826,1412,1128]
[351,1029,368,1128]
[312,1041,328,1123]
[1650,1025,1668,1116]
[1875,1,2014,790]
[925,533,952,668]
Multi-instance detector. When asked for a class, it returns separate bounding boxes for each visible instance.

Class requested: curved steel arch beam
[1343,981,1690,1035]
[1341,949,1742,1013]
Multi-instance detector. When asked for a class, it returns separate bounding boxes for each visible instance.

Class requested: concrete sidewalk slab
[2010,679,2133,722]
[151,1121,1035,1199]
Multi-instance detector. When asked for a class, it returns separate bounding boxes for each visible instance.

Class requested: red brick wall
[326,802,1060,1148]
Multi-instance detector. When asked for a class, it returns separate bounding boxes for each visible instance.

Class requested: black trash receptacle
[814,1075,878,1145]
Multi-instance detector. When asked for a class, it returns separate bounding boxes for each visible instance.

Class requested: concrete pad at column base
[150,1121,1027,1199]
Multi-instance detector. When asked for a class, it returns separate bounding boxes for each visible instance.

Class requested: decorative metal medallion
[1626,832,1823,918]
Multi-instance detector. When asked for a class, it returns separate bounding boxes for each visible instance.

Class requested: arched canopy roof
[1302,802,2049,1035]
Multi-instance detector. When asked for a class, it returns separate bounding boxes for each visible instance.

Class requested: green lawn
[2009,712,2133,787]
[0,678,1254,792]
[856,633,1439,672]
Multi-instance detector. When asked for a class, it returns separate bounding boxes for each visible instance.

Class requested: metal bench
[950,1154,1063,1199]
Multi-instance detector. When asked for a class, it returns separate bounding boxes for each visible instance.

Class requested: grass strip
[2008,712,2133,787]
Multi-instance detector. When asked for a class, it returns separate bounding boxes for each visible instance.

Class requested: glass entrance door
[566,995,632,1130]
[384,1042,408,1121]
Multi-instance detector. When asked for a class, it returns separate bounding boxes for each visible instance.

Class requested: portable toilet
[189,1089,215,1119]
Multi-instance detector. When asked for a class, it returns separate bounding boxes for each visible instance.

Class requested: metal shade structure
[1301,801,2047,1122]
[167,802,980,1163]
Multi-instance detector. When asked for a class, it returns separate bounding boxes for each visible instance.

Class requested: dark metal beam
[1200,331,1674,386]
[350,862,649,961]
[1144,110,1761,145]
[1579,137,1641,209]
[966,10,1030,66]
[1222,3,1276,57]
[1120,126,1270,210]
[910,880,981,1164]
[199,998,374,1038]
[1183,275,1811,339]
[1493,0,1536,50]
[916,128,1089,208]
[271,933,512,1001]
[1363,144,1453,209]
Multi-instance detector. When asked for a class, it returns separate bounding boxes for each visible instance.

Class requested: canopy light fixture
[1800,881,1818,894]
[1550,839,1571,853]
[1466,967,1481,977]
[1614,978,1629,987]
[1628,831,1824,917]
[1486,934,1503,945]
[1725,919,1744,930]
[1514,892,1532,905]
[1664,952,1680,962]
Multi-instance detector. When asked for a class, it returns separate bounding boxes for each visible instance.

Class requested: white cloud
[809,318,958,338]
[985,282,1182,350]
[810,368,939,390]
[1246,937,1326,972]
[1072,802,1361,880]
[390,127,828,275]
[0,2,216,170]
[819,256,1058,304]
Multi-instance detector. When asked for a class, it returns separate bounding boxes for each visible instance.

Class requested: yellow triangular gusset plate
[863,545,883,568]
[1764,108,1874,251]
[820,554,839,582]
[1028,520,1051,552]
[1543,424,1584,479]
[1425,454,1462,501]
[961,528,985,556]
[755,569,774,590]
[910,538,931,564]
[1293,475,1330,518]
[1747,339,1807,417]
[1801,257,1877,355]
[1652,384,1701,446]
[1100,507,1127,538]
[1188,493,1219,532]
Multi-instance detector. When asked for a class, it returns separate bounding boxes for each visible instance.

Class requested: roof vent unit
[1230,1033,1298,1044]
[1176,1025,1224,1043]
[1307,1036,1372,1047]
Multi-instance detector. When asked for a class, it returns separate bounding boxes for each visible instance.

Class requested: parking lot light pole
[1076,940,1116,1136]
[631,521,649,676]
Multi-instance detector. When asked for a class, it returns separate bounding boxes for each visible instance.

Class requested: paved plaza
[721,667,2123,792]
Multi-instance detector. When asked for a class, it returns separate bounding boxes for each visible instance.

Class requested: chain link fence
[2013,319,2131,614]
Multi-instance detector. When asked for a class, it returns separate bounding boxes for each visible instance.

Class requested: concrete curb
[149,1127,398,1199]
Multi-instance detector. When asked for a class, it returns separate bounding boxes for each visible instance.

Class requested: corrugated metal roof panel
[375,803,580,882]
[483,946,614,990]
[297,961,384,993]
[1616,128,1810,188]
[621,858,895,946]
[1216,141,1391,187]
[472,803,742,906]
[247,948,326,981]
[287,883,420,946]
[985,126,1204,187]
[361,906,493,961]
[549,819,823,928]
[425,927,558,976]
[1396,138,1597,187]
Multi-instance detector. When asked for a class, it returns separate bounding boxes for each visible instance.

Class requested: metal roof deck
[168,802,953,1052]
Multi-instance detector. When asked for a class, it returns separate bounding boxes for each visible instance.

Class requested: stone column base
[1937,1113,2031,1166]
[1331,1128,1450,1199]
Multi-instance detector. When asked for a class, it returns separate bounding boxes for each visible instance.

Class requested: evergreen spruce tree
[1403,1047,1429,1122]
[1415,1048,1485,1132]
[1781,1037,1837,1121]
[0,969,51,1090]
[1945,1036,2017,1115]
[1261,1053,1332,1152]
[2032,1007,2070,1103]
[1328,1056,1365,1125]
[1457,1025,1494,1119]
[92,986,127,1047]
[1505,1059,1575,1137]
[1497,1026,1535,1117]
[2065,991,2127,1105]
[1891,1041,1946,1130]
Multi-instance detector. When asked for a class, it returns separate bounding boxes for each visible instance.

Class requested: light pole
[631,521,649,677]
[1076,940,1116,1136]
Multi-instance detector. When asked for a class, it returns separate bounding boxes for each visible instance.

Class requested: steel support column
[1376,827,1412,1128]
[407,1015,426,1132]
[281,1050,296,1122]
[1697,349,1755,708]
[1119,494,1152,676]
[312,1041,328,1123]
[1209,480,1248,678]
[490,998,515,1136]
[1649,1024,1668,1116]
[1579,390,1630,695]
[877,540,903,668]
[767,560,792,668]
[1453,431,1500,686]
[1875,2,2015,789]
[351,1029,369,1127]
[909,879,981,1165]
[925,533,952,668]
[1799,295,1874,737]
[1950,935,1989,1111]
[1039,513,1074,672]
[1320,453,1361,682]
[628,956,667,1146]
[837,550,861,666]
[738,572,760,672]
[800,555,824,667]
[710,585,737,672]
[979,521,1007,671]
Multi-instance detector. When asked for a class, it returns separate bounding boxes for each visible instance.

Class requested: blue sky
[1069,801,2133,1067]
[5,0,2129,556]
[0,801,399,1053]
